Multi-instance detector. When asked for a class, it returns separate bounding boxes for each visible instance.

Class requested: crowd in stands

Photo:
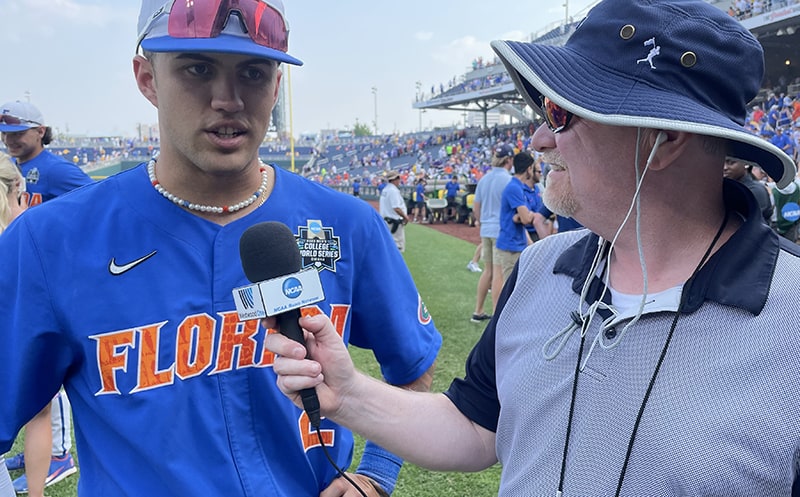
[303,123,537,191]
[416,56,511,103]
[729,0,800,19]
[747,90,800,164]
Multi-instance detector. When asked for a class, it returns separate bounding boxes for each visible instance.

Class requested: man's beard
[542,154,580,218]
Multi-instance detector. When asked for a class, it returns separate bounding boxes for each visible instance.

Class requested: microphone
[239,221,321,428]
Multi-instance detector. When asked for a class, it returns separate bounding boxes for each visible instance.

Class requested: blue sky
[0,0,596,138]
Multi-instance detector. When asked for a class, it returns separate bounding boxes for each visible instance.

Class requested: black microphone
[239,221,321,428]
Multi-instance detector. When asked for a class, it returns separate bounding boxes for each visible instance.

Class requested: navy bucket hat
[491,0,796,188]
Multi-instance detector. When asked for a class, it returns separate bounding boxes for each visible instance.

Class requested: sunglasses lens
[0,115,22,126]
[168,0,288,52]
[543,97,570,132]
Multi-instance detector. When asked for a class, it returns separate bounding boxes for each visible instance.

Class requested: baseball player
[1,100,91,495]
[0,100,93,206]
[0,1,440,496]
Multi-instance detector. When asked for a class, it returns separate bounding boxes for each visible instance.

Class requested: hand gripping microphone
[239,221,321,428]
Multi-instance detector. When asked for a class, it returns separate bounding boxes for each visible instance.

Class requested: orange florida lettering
[91,306,350,396]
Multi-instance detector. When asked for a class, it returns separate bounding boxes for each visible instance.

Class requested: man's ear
[644,130,691,171]
[133,55,158,108]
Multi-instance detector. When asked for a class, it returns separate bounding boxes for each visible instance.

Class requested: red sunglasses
[0,114,41,127]
[148,0,289,53]
[540,96,574,133]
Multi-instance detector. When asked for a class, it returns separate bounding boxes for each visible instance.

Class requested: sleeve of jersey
[347,209,442,386]
[508,182,527,210]
[50,162,95,197]
[443,264,518,433]
[0,216,74,453]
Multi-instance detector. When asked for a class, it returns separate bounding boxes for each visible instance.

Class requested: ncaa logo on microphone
[282,277,303,299]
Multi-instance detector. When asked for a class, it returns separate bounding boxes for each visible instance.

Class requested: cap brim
[0,124,35,132]
[141,34,303,66]
[492,39,796,188]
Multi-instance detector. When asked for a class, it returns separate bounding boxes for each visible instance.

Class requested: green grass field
[7,223,501,496]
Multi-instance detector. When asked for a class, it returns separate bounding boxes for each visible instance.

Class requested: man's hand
[320,473,389,497]
[264,314,359,418]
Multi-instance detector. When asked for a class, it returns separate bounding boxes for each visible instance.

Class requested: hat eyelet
[620,24,636,40]
[681,51,697,68]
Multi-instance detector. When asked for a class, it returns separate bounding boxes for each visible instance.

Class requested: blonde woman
[0,152,26,231]
[0,152,24,497]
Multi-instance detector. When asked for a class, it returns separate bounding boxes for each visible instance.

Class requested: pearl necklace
[147,157,268,214]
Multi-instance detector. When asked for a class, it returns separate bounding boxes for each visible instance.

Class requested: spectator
[412,178,427,223]
[0,152,24,497]
[522,158,544,243]
[471,143,513,322]
[380,170,410,251]
[772,177,800,241]
[723,157,773,223]
[466,242,483,273]
[495,151,537,283]
[444,175,461,221]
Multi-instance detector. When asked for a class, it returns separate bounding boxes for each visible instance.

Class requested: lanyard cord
[555,212,729,497]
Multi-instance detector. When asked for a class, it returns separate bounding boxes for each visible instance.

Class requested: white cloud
[431,35,496,68]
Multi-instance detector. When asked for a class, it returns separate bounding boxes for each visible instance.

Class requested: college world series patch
[295,220,341,272]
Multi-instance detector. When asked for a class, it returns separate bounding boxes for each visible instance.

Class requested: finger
[274,371,323,397]
[265,331,307,359]
[259,316,278,330]
[272,353,322,381]
[298,314,344,349]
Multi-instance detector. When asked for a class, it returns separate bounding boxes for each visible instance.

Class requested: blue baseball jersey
[0,164,441,497]
[18,150,93,205]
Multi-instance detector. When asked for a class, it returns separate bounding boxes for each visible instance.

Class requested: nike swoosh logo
[108,250,157,276]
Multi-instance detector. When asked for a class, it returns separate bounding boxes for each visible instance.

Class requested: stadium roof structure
[414,0,800,126]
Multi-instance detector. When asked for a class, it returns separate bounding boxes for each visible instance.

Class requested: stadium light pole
[415,81,423,132]
[371,86,378,135]
[288,65,296,173]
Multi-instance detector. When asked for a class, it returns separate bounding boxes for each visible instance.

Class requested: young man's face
[723,158,747,181]
[1,127,44,163]
[135,51,281,176]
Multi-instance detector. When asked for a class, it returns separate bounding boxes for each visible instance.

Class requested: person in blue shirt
[522,160,544,242]
[352,177,361,197]
[770,127,794,159]
[495,151,537,282]
[0,101,93,207]
[412,178,427,223]
[533,204,583,238]
[444,175,461,221]
[1,100,92,496]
